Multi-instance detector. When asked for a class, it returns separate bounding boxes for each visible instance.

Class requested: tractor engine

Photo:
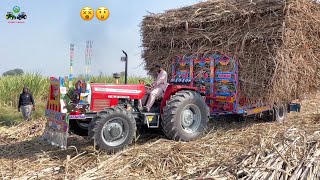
[70,82,146,112]
[67,80,146,136]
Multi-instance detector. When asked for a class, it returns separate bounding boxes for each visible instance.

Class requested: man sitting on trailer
[144,64,168,112]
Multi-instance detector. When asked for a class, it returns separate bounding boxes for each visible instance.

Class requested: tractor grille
[93,99,110,111]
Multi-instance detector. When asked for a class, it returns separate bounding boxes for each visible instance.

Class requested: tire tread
[161,90,209,141]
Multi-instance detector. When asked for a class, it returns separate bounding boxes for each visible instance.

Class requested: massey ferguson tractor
[43,52,300,153]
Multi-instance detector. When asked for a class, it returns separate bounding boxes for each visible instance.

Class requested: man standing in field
[18,87,35,121]
[144,64,168,112]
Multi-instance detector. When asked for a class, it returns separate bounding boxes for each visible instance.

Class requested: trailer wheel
[274,104,288,123]
[265,103,288,122]
[162,90,209,141]
[69,119,89,136]
[88,107,136,153]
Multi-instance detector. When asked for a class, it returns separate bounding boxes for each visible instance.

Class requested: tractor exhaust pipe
[121,50,128,84]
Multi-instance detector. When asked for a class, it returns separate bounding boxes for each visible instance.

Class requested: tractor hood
[89,83,146,112]
[90,83,146,99]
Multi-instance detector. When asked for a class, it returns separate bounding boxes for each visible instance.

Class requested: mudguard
[41,77,69,149]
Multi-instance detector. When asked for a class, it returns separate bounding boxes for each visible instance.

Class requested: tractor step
[141,113,160,128]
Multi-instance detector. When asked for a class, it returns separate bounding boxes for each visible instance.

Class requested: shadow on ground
[135,115,272,145]
[208,115,270,131]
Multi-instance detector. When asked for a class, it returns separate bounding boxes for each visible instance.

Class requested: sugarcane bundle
[141,0,320,103]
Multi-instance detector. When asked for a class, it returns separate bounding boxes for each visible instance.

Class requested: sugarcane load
[141,0,320,104]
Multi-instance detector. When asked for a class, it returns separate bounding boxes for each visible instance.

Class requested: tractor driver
[144,64,168,112]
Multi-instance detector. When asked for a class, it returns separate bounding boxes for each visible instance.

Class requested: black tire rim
[180,104,202,133]
[101,117,129,147]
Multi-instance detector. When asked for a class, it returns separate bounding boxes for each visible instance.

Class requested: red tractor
[43,52,209,152]
[44,78,208,152]
[43,51,300,152]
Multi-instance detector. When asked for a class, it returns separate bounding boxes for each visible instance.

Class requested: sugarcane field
[1,0,320,179]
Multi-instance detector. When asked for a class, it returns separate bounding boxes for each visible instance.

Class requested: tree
[2,69,24,76]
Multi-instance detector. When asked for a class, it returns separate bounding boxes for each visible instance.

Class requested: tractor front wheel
[88,107,136,153]
[162,90,209,141]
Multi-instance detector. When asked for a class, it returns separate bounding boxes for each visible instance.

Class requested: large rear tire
[162,90,209,141]
[88,107,136,153]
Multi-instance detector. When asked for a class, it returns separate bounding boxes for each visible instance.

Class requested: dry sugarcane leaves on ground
[0,93,320,179]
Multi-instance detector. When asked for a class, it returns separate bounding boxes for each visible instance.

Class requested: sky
[0,0,200,77]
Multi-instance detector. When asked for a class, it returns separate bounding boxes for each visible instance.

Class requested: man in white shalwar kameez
[144,64,168,112]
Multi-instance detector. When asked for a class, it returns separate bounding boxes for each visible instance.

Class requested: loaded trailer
[169,52,300,122]
[43,52,300,153]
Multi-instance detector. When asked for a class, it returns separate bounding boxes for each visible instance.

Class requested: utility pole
[69,43,74,87]
[89,40,93,81]
[85,41,88,80]
[85,40,93,82]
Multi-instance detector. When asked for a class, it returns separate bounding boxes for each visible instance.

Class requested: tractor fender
[160,84,198,115]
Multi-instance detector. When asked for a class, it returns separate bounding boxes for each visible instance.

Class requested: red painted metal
[70,111,80,115]
[90,84,146,112]
[160,84,198,113]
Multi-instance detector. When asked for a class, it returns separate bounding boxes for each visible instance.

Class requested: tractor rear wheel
[162,90,209,141]
[88,107,136,153]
